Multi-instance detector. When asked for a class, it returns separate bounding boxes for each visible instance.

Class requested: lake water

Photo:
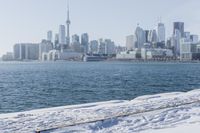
[0,61,200,113]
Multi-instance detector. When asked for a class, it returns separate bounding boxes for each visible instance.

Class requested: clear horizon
[0,0,200,56]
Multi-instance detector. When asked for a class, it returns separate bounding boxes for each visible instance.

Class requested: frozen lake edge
[1,89,200,133]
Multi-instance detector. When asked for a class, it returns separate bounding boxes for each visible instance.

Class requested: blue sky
[0,0,200,55]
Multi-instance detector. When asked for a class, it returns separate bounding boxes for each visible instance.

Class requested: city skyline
[1,0,200,56]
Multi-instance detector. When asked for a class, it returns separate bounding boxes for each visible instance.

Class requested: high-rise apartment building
[59,25,66,51]
[81,33,89,53]
[126,35,135,50]
[135,25,145,48]
[157,23,165,42]
[173,22,184,37]
[47,31,53,42]
[13,43,39,60]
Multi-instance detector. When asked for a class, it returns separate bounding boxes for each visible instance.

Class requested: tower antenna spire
[67,0,70,20]
[66,0,71,47]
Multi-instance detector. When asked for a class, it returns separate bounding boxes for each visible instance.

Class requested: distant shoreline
[1,59,200,64]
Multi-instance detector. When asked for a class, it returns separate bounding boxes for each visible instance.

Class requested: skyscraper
[157,23,165,42]
[148,30,158,43]
[54,34,59,50]
[135,24,145,49]
[144,30,149,43]
[47,31,53,42]
[81,33,89,53]
[173,22,184,37]
[66,2,71,46]
[126,35,136,50]
[59,25,66,51]
[173,29,182,56]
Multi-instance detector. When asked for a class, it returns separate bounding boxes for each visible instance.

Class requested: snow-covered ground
[1,89,200,133]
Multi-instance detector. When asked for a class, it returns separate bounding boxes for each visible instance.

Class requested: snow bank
[0,89,200,133]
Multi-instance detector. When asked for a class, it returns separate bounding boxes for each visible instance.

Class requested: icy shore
[1,89,200,133]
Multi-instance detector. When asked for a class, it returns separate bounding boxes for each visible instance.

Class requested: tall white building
[59,25,66,50]
[135,25,145,49]
[157,23,165,42]
[126,35,136,50]
[47,31,53,42]
[180,38,192,61]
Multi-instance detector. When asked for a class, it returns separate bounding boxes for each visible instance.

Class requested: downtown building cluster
[2,6,200,62]
[117,22,200,61]
[3,5,119,61]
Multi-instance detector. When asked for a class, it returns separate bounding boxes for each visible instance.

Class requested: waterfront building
[47,31,53,42]
[59,25,66,51]
[116,49,141,60]
[2,52,14,61]
[42,50,60,61]
[13,43,39,60]
[141,48,173,60]
[173,22,184,37]
[180,38,192,61]
[60,50,82,60]
[13,44,21,60]
[135,24,145,49]
[157,23,165,42]
[126,35,136,50]
[89,40,99,54]
[39,40,53,60]
[115,46,126,54]
[197,44,200,53]
[179,38,200,61]
[81,33,89,53]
